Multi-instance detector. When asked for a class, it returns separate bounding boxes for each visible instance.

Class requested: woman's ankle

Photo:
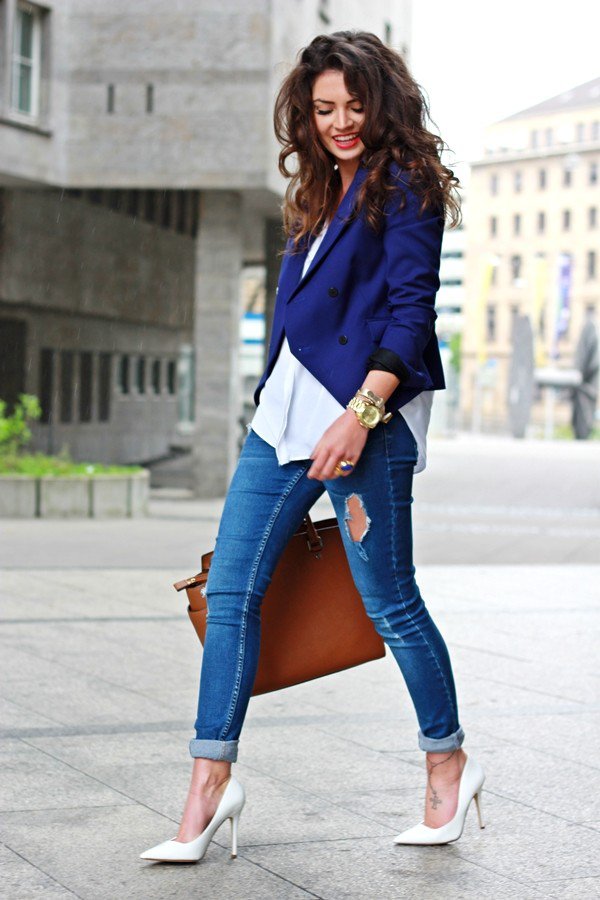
[189,758,232,793]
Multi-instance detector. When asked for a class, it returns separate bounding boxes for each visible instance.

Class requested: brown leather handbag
[173,514,385,695]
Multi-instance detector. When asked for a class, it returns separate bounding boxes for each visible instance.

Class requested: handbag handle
[302,513,324,554]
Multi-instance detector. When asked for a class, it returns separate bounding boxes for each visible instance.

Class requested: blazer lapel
[282,163,369,304]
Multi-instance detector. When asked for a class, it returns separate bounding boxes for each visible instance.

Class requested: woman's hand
[307,409,369,481]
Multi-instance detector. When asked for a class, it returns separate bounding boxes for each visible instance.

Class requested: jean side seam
[382,423,459,729]
[218,461,310,741]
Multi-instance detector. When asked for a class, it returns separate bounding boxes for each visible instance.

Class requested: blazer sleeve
[375,172,444,388]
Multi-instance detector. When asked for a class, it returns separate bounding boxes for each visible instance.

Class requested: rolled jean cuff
[418,724,465,753]
[189,738,239,762]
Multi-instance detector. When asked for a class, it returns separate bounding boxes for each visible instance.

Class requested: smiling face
[311,69,366,173]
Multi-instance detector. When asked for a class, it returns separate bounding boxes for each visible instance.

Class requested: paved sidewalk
[1,562,598,898]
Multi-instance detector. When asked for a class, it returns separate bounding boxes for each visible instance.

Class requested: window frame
[10,1,43,120]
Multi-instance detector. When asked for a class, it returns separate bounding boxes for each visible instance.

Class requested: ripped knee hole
[344,493,371,543]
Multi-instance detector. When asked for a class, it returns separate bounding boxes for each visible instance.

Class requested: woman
[140,30,485,864]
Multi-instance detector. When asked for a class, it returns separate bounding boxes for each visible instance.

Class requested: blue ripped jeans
[190,413,464,762]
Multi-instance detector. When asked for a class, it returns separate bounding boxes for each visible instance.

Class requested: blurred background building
[0,0,412,497]
[461,77,600,433]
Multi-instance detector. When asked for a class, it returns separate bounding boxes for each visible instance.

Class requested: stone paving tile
[0,843,76,899]
[538,876,600,899]
[0,644,182,729]
[0,738,133,813]
[0,695,64,732]
[241,835,543,899]
[0,805,318,900]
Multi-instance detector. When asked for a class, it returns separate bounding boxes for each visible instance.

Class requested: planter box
[40,476,90,518]
[0,470,149,518]
[0,476,37,518]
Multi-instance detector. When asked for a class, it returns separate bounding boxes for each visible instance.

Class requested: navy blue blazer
[253,160,446,414]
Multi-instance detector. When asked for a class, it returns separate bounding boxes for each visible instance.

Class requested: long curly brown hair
[274,30,462,253]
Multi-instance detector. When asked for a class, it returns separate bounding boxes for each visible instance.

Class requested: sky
[409,0,600,187]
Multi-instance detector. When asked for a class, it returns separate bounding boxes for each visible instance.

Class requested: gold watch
[346,389,393,429]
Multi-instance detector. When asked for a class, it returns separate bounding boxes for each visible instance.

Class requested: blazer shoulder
[383,161,443,223]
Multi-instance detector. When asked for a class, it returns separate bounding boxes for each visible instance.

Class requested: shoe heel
[473,790,485,829]
[229,810,241,858]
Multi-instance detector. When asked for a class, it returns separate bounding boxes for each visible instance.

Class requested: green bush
[0,454,143,476]
[0,394,41,455]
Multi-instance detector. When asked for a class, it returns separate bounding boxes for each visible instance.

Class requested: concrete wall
[0,187,195,462]
[1,0,412,191]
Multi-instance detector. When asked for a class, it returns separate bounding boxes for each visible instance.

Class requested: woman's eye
[316,107,364,116]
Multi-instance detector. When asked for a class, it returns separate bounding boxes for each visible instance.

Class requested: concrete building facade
[0,0,411,494]
[461,77,600,433]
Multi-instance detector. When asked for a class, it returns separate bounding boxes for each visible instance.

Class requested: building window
[151,359,161,394]
[590,207,597,229]
[190,191,200,238]
[562,209,571,231]
[107,83,115,113]
[531,129,538,149]
[489,215,497,237]
[384,21,392,45]
[79,352,93,422]
[485,305,496,342]
[161,191,172,229]
[39,348,54,424]
[136,357,146,394]
[167,360,177,395]
[514,170,522,193]
[590,162,598,185]
[510,255,522,282]
[510,305,519,339]
[126,191,139,218]
[545,127,553,146]
[490,173,498,195]
[119,355,130,394]
[59,350,74,423]
[588,250,597,280]
[592,121,599,141]
[563,167,572,187]
[176,192,188,234]
[146,83,154,113]
[576,122,585,142]
[143,191,156,223]
[107,190,122,212]
[513,213,521,236]
[537,211,546,234]
[98,353,111,421]
[11,2,43,118]
[538,168,546,189]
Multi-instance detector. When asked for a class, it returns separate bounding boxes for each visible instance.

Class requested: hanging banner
[551,252,572,359]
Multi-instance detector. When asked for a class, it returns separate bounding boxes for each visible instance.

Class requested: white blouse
[249,223,434,474]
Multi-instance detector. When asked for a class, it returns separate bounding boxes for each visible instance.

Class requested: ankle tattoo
[426,749,457,811]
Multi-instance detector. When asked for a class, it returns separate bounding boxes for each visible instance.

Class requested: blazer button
[328,286,339,297]
[338,335,348,345]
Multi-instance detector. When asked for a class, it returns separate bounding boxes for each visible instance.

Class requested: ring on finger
[333,459,355,477]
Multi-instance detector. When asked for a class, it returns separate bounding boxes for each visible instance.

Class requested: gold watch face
[362,405,380,426]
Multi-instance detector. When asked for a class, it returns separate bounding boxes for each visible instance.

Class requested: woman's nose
[333,108,351,131]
